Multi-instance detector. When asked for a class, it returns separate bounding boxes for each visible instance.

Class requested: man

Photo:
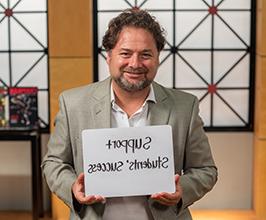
[42,9,217,220]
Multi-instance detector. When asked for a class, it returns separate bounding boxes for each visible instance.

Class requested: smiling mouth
[124,71,143,75]
[124,72,145,79]
[122,67,148,75]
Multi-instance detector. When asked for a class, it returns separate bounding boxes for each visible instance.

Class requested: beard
[112,66,152,92]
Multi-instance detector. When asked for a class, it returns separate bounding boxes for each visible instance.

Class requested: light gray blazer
[42,77,217,220]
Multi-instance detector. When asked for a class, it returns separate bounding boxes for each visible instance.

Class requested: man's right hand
[72,173,106,205]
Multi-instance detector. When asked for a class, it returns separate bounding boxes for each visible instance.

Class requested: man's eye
[142,54,152,59]
[120,52,130,57]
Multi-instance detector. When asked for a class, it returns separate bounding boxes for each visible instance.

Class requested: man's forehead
[119,48,153,52]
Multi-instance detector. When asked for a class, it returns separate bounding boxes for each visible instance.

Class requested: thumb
[77,172,85,184]
[175,174,180,184]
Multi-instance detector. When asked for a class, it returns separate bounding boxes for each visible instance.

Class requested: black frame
[0,0,50,133]
[93,0,256,132]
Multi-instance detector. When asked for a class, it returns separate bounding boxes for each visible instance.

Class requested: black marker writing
[87,161,123,173]
[105,136,152,153]
[128,156,169,171]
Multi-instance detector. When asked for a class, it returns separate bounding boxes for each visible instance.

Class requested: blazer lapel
[91,77,112,129]
[149,82,171,126]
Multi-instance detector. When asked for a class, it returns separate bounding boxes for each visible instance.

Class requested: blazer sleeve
[179,97,218,210]
[41,93,77,209]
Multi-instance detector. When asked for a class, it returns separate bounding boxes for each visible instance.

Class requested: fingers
[150,174,182,206]
[151,192,180,206]
[78,195,106,205]
[72,173,106,205]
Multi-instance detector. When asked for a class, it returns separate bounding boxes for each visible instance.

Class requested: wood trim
[48,0,93,218]
[191,210,258,220]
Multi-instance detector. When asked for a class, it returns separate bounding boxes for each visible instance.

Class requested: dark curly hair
[102,9,166,52]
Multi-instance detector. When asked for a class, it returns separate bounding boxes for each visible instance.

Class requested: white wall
[191,132,253,209]
[0,134,50,211]
[0,132,253,210]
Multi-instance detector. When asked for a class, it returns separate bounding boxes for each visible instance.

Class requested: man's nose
[128,54,141,68]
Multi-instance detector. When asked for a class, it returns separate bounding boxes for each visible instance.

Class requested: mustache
[121,67,148,74]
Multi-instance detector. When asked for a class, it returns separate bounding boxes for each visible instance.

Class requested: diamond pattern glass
[93,0,255,131]
[0,0,49,131]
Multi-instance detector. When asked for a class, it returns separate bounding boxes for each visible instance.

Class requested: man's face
[106,27,160,92]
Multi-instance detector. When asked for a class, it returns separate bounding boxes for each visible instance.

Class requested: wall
[48,0,93,218]
[192,132,253,209]
[0,134,50,211]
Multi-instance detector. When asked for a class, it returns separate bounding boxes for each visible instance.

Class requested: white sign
[82,125,175,197]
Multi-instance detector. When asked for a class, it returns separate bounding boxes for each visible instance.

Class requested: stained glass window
[0,0,49,131]
[93,0,256,131]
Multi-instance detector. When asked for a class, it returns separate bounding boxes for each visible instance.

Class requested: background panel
[48,0,91,57]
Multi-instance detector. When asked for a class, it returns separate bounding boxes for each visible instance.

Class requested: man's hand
[72,173,106,205]
[150,174,182,206]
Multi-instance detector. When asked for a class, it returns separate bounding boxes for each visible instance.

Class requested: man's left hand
[150,174,182,206]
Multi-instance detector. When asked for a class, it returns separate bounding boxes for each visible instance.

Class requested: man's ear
[106,51,111,64]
